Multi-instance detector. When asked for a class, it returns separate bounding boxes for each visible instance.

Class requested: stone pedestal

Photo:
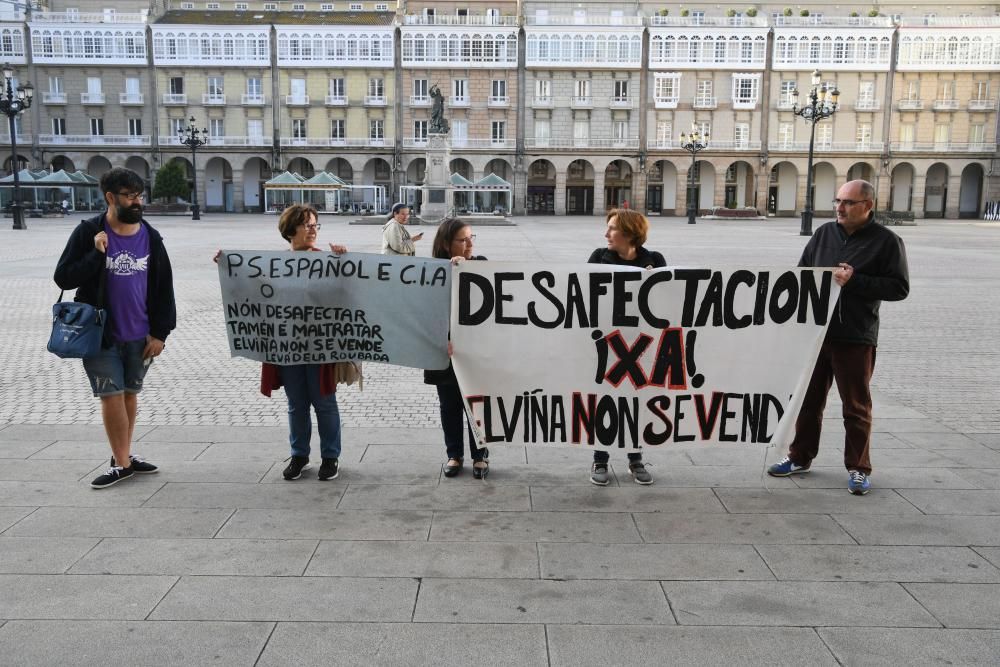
[420,133,451,222]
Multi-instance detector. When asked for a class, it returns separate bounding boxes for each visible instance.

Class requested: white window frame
[731,73,760,109]
[128,118,142,137]
[655,120,672,147]
[292,119,306,139]
[654,73,680,108]
[89,117,104,136]
[330,119,345,140]
[52,117,66,135]
[491,120,506,145]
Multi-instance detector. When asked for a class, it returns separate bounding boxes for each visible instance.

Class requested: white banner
[451,263,840,450]
[218,250,451,369]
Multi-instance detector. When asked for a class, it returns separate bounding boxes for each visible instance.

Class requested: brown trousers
[788,342,877,475]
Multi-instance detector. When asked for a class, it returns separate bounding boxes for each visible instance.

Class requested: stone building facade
[1,0,997,219]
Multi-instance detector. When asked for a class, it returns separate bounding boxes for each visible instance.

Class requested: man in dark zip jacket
[54,167,176,489]
[767,179,909,495]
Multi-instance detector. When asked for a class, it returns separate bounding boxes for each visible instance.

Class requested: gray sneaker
[628,461,653,485]
[590,462,610,486]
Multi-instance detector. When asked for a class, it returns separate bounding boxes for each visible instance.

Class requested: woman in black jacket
[587,208,665,486]
[424,218,489,479]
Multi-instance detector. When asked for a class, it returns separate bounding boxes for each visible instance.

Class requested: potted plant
[726,9,737,17]
[681,9,690,17]
[746,7,758,17]
[868,8,880,17]
[850,11,859,17]
[800,9,810,17]
[658,8,669,16]
[783,8,793,17]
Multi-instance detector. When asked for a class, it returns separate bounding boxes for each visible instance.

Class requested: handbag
[47,292,106,359]
[47,260,108,359]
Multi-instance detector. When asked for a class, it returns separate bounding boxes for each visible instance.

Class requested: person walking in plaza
[54,167,175,489]
[767,179,909,495]
[258,204,349,481]
[587,208,665,486]
[425,218,489,479]
[382,202,423,256]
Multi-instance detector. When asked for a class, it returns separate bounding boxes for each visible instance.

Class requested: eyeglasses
[832,198,870,207]
[117,191,144,201]
[455,235,476,244]
[303,223,321,231]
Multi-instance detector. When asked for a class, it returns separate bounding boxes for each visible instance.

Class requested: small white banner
[218,250,451,369]
[451,263,840,450]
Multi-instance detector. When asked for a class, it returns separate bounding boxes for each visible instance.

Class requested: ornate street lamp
[792,69,840,236]
[178,116,208,220]
[679,126,709,225]
[1,64,33,230]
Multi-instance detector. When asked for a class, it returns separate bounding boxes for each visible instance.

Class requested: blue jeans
[82,338,151,396]
[282,364,341,460]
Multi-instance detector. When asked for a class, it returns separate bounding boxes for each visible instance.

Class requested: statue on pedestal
[429,85,450,134]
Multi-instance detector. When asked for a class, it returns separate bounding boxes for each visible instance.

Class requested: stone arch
[359,157,392,212]
[959,163,984,219]
[50,155,76,173]
[527,159,556,214]
[847,161,875,183]
[484,157,513,182]
[604,159,633,210]
[812,162,837,216]
[86,156,113,180]
[449,158,473,180]
[405,158,426,185]
[768,161,798,216]
[566,159,595,215]
[889,163,914,213]
[242,157,269,212]
[924,162,949,218]
[205,156,233,212]
[325,157,353,183]
[3,154,29,173]
[646,160,678,215]
[724,160,756,209]
[286,157,314,179]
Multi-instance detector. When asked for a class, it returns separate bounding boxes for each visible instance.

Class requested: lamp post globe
[679,128,709,225]
[792,70,841,236]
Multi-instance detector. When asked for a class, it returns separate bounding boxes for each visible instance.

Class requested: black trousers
[436,383,485,461]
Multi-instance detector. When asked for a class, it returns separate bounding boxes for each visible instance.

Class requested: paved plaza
[0,213,998,664]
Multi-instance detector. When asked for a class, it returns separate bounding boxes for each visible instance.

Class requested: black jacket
[588,246,667,269]
[800,216,909,346]
[54,213,177,347]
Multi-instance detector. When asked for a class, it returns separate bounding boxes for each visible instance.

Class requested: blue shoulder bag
[47,262,107,359]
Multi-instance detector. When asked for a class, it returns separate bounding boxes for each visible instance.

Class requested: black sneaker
[112,455,158,474]
[282,456,309,480]
[91,465,135,489]
[318,458,339,481]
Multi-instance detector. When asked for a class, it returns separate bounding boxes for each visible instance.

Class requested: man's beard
[117,205,142,224]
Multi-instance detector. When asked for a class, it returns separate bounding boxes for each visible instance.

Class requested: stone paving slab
[954,469,1000,490]
[0,508,32,533]
[68,538,319,576]
[261,460,442,484]
[338,483,532,511]
[976,547,1000,570]
[818,628,1000,666]
[896,489,1000,515]
[141,482,347,509]
[91,460,273,484]
[524,447,692,466]
[0,480,164,508]
[539,543,774,581]
[258,622,548,667]
[215,509,432,540]
[529,486,725,513]
[0,620,274,667]
[3,507,234,538]
[138,425,288,443]
[29,440,209,461]
[973,434,1000,449]
[633,512,857,545]
[0,574,177,620]
[661,581,940,627]
[903,583,1000,629]
[444,462,627,486]
[715,488,922,514]
[414,578,675,625]
[790,466,978,489]
[304,540,538,578]
[940,448,1000,468]
[0,425,155,441]
[0,537,99,574]
[547,625,839,666]
[832,514,1000,546]
[194,441,325,462]
[0,459,105,482]
[0,442,53,458]
[756,545,1000,582]
[896,432,987,449]
[149,575,418,622]
[428,510,642,543]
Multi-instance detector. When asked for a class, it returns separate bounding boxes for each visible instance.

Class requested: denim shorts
[82,338,152,397]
